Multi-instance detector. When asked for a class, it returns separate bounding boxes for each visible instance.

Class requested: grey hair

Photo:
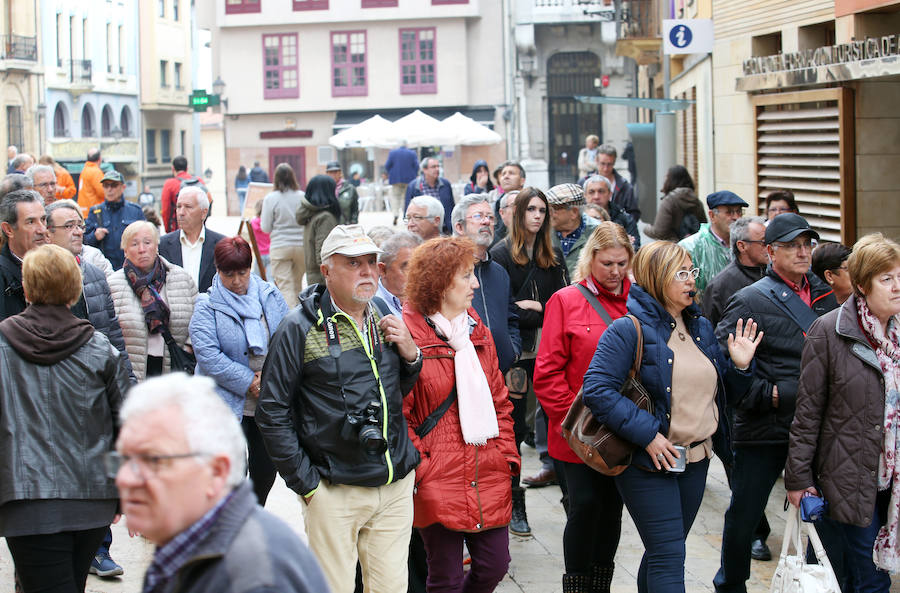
[379,231,422,267]
[46,199,82,223]
[597,144,617,159]
[120,220,160,250]
[583,175,612,192]
[408,195,444,228]
[0,173,33,199]
[25,164,55,181]
[0,189,42,226]
[10,154,32,170]
[119,373,248,487]
[177,186,209,211]
[420,156,440,173]
[366,225,395,247]
[730,216,767,256]
[450,194,491,233]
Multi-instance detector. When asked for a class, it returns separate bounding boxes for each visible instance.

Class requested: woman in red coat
[403,236,520,593]
[533,222,634,593]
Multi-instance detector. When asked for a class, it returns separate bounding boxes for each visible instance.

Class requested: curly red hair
[405,236,477,316]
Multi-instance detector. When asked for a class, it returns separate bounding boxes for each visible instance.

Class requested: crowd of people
[0,137,898,593]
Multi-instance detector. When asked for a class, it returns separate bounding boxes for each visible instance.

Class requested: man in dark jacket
[84,170,145,270]
[257,224,422,593]
[115,375,329,593]
[404,157,454,235]
[158,187,225,293]
[702,216,769,327]
[385,141,419,225]
[248,160,269,183]
[583,175,640,248]
[714,214,838,593]
[595,144,640,221]
[0,189,47,319]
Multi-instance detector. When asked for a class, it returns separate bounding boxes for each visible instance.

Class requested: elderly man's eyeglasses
[775,239,818,253]
[34,181,57,189]
[674,268,701,282]
[50,221,86,232]
[466,213,495,224]
[403,215,430,224]
[103,451,209,480]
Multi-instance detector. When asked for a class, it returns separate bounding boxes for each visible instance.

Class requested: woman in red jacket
[533,222,634,593]
[403,236,520,593]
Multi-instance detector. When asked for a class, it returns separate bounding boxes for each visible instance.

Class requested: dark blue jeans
[615,457,710,593]
[823,489,892,593]
[714,444,787,593]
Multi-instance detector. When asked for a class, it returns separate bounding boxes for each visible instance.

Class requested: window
[82,18,88,59]
[146,129,157,164]
[173,0,179,20]
[160,60,168,87]
[120,106,131,137]
[106,24,113,73]
[180,130,186,156]
[7,106,23,150]
[101,105,113,136]
[399,28,436,94]
[158,0,165,17]
[174,62,182,89]
[263,33,299,99]
[160,129,171,163]
[118,25,124,74]
[56,13,63,67]
[331,31,367,97]
[362,0,397,6]
[293,0,327,8]
[81,104,95,137]
[226,0,261,14]
[53,103,68,137]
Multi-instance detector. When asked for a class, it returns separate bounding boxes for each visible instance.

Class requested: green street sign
[190,90,221,112]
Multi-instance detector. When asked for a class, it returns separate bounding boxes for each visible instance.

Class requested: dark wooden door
[268,147,306,188]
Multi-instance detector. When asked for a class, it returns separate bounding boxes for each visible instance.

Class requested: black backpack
[677,211,701,239]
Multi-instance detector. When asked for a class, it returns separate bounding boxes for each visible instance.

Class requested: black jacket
[489,239,569,353]
[158,228,226,293]
[0,244,25,320]
[715,269,837,445]
[256,284,422,497]
[472,254,521,373]
[84,200,146,270]
[612,170,640,222]
[701,260,767,328]
[608,201,641,250]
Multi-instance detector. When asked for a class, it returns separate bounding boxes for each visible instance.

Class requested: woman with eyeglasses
[0,245,130,593]
[764,190,800,220]
[490,187,570,537]
[582,241,761,593]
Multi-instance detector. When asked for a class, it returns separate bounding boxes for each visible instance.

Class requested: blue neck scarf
[212,274,268,356]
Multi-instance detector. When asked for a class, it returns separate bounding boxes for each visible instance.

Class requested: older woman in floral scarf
[786,233,900,592]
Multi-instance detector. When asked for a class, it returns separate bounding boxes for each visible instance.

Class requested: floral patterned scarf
[124,257,170,335]
[859,296,900,571]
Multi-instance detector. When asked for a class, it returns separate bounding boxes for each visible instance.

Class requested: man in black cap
[713,213,838,593]
[678,190,749,296]
[84,170,145,270]
[325,160,358,225]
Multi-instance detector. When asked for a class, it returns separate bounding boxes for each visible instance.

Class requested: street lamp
[212,76,228,110]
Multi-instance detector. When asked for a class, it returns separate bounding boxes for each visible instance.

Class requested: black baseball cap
[765,213,820,245]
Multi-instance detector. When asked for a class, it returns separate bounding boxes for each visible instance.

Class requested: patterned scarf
[124,257,170,335]
[859,296,900,571]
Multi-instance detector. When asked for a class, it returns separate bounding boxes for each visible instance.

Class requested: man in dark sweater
[702,216,769,327]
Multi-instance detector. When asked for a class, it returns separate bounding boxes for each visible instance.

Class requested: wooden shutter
[753,88,855,244]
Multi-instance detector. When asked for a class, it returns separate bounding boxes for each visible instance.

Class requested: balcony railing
[63,59,93,83]
[527,0,614,23]
[0,35,37,61]
[618,0,659,39]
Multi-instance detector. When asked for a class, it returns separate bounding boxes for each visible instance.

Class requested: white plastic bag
[770,505,841,593]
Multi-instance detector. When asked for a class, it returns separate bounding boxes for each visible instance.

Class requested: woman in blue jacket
[583,241,761,593]
[190,236,288,504]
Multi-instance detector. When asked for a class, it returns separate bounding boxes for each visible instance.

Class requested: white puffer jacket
[108,257,198,381]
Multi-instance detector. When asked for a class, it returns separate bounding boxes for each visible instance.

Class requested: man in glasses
[679,190,749,296]
[25,164,59,205]
[405,195,443,241]
[547,183,599,278]
[714,213,837,593]
[111,374,328,593]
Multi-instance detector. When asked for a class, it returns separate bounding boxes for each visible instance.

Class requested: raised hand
[727,317,763,370]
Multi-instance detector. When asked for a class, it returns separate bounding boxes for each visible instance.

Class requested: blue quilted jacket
[582,284,751,470]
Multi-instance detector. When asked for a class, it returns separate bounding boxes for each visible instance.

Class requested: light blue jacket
[190,275,288,417]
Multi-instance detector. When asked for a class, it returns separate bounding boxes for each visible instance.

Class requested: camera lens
[358,425,387,455]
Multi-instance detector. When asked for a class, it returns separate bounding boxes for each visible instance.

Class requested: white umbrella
[378,109,457,148]
[439,112,503,146]
[328,115,394,148]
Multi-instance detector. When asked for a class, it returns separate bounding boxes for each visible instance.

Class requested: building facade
[42,0,141,192]
[200,0,510,214]
[2,0,43,161]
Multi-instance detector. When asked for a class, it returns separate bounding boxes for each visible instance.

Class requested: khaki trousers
[301,471,415,593]
[268,244,305,308]
[390,183,408,220]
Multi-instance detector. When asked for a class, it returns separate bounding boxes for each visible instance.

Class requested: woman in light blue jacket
[190,236,288,504]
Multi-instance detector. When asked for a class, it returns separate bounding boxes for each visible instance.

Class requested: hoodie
[464,160,495,195]
[295,194,338,286]
[0,304,94,365]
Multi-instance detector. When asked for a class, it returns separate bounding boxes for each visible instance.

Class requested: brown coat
[784,295,887,527]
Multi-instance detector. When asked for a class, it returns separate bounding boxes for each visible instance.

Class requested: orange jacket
[54,165,76,201]
[77,161,104,217]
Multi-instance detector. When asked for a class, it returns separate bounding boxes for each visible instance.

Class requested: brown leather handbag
[560,314,653,476]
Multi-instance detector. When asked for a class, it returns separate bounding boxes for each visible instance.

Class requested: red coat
[403,304,520,532]
[533,278,630,463]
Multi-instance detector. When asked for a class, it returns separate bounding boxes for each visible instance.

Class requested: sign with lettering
[742,35,900,76]
[663,19,714,55]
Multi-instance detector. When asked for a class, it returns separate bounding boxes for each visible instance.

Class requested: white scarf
[428,312,499,446]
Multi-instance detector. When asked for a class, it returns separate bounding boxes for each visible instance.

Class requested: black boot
[509,486,532,537]
[562,573,591,593]
[590,564,614,593]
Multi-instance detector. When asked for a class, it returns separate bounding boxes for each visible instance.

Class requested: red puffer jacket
[403,304,520,532]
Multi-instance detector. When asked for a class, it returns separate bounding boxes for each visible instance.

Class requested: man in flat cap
[547,183,598,278]
[257,224,423,593]
[679,190,748,295]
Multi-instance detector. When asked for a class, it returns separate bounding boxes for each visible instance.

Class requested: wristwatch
[404,346,423,367]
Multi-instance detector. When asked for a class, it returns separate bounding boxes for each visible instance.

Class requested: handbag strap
[414,387,457,439]
[575,283,614,327]
[624,314,644,377]
[780,506,841,581]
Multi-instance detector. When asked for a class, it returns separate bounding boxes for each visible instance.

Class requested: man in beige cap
[257,224,423,593]
[547,182,598,278]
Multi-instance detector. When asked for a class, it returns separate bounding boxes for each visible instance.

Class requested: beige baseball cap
[320,224,383,261]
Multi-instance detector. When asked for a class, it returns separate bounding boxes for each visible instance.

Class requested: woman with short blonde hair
[22,243,82,306]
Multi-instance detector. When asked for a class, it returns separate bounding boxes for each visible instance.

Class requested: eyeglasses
[103,451,209,480]
[768,206,793,214]
[739,239,765,246]
[403,215,430,224]
[34,182,57,189]
[466,212,495,224]
[716,207,744,216]
[775,239,818,253]
[674,268,701,282]
[51,220,86,232]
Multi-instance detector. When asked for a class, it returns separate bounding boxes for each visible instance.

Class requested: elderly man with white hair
[111,373,329,593]
[84,170,145,270]
[404,194,444,241]
[582,174,640,249]
[25,164,58,205]
[158,186,225,292]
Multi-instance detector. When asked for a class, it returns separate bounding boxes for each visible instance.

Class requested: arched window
[101,104,114,137]
[120,106,132,137]
[81,104,95,137]
[53,102,68,137]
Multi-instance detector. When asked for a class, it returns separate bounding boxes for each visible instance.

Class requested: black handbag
[162,327,196,375]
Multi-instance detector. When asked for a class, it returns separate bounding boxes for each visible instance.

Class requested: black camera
[344,401,387,456]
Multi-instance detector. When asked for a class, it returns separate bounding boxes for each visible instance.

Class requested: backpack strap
[751,275,819,335]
